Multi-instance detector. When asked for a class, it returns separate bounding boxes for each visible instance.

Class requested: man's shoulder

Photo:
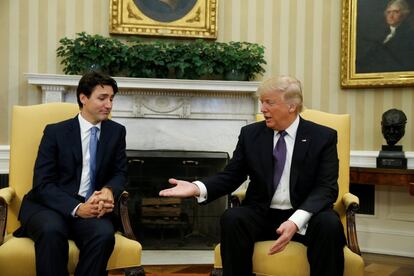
[300,117,337,136]
[102,119,125,131]
[241,120,268,132]
[45,117,77,131]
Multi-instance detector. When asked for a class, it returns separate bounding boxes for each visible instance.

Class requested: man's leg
[70,217,115,276]
[25,209,70,276]
[220,206,271,276]
[305,209,346,276]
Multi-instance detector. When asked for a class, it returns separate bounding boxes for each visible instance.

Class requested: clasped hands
[76,187,114,218]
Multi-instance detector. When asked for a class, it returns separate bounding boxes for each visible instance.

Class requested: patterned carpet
[146,274,209,276]
[109,264,212,276]
[109,254,414,276]
[363,253,414,276]
[143,264,211,276]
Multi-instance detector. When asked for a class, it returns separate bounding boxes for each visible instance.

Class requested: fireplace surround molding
[25,73,260,154]
[26,73,260,119]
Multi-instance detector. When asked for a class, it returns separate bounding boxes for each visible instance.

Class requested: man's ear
[79,93,88,105]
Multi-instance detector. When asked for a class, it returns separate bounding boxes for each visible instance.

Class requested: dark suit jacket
[16,116,127,228]
[357,21,414,73]
[201,117,339,215]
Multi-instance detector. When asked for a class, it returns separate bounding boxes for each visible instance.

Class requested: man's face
[382,123,405,146]
[385,4,405,27]
[80,85,114,124]
[259,91,294,131]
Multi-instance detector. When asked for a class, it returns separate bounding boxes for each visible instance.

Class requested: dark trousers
[24,209,115,276]
[220,206,346,276]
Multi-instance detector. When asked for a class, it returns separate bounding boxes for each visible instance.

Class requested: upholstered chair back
[7,103,79,233]
[255,109,350,232]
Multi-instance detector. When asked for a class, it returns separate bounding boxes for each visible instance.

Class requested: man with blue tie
[14,71,127,276]
[160,76,346,276]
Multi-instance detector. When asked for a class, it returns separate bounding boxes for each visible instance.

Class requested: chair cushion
[214,241,364,276]
[0,232,141,276]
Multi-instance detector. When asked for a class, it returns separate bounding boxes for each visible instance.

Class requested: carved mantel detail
[133,95,191,118]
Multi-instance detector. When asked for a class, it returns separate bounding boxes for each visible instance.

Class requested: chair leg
[124,266,145,276]
[211,268,223,276]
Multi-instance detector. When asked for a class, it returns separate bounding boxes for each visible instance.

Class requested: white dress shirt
[71,113,101,216]
[383,26,396,43]
[194,115,312,235]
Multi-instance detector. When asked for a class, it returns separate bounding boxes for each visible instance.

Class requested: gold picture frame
[109,0,218,39]
[341,0,414,88]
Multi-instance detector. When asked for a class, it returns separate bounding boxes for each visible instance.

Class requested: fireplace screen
[126,150,229,250]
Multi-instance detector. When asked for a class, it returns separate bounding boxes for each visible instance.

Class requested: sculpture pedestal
[377,145,407,169]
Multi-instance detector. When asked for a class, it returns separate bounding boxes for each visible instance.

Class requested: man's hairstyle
[385,0,411,17]
[256,75,303,113]
[76,71,119,108]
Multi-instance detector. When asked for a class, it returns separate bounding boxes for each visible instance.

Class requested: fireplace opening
[126,150,229,250]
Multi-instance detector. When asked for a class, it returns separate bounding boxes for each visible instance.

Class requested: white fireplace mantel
[26,73,260,96]
[25,73,260,154]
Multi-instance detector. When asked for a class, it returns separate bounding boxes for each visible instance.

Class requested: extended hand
[268,220,298,255]
[159,178,200,198]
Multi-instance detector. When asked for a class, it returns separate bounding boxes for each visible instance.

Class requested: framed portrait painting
[341,0,414,88]
[110,0,218,39]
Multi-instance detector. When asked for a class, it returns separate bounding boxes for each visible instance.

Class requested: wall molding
[357,225,414,238]
[350,150,414,169]
[0,145,10,174]
[1,148,414,173]
[357,227,414,257]
[5,148,411,174]
[359,247,414,258]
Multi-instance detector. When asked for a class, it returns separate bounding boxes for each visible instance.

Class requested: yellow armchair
[0,103,144,276]
[212,109,364,276]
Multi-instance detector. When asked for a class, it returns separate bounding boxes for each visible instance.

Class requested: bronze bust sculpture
[377,108,407,169]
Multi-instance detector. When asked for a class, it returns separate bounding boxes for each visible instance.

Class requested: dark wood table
[350,167,414,196]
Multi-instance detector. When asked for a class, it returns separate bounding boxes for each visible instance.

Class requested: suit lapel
[69,117,82,164]
[258,126,275,196]
[67,116,82,187]
[290,117,311,190]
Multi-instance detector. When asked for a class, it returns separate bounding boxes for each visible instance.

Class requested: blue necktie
[273,131,287,191]
[86,126,98,199]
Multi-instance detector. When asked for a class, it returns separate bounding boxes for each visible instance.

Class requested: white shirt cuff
[193,181,207,203]
[288,209,313,235]
[71,203,82,217]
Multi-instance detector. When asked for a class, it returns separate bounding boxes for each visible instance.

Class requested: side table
[350,167,414,196]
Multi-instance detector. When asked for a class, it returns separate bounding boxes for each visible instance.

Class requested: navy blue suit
[202,117,346,276]
[15,116,127,276]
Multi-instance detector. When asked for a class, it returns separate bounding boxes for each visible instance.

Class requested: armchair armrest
[342,192,359,210]
[229,189,246,207]
[116,191,137,241]
[0,187,15,205]
[0,187,16,245]
[229,189,363,255]
[342,192,361,255]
